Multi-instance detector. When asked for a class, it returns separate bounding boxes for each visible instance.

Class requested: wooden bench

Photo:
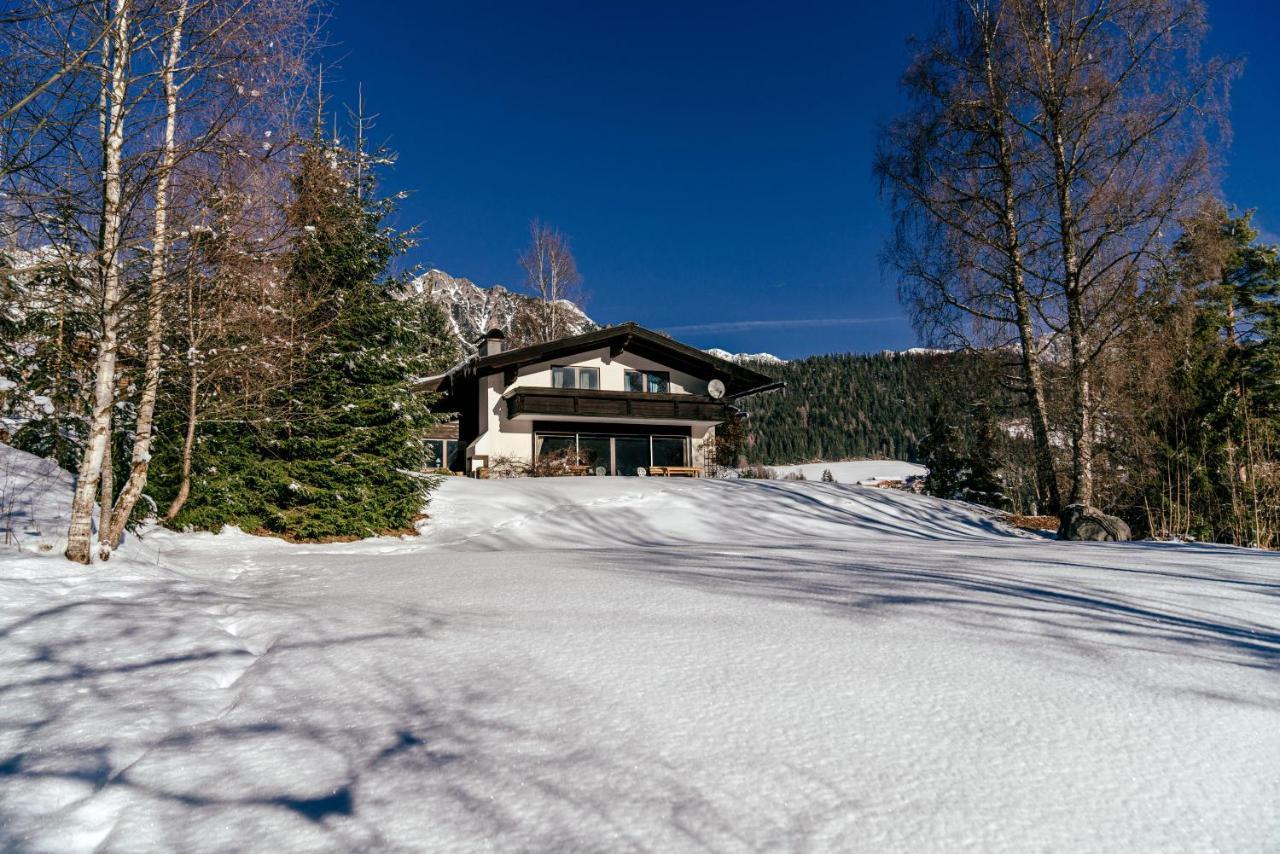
[649,466,701,478]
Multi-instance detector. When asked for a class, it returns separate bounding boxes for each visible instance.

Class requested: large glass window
[614,436,651,476]
[552,366,599,390]
[535,434,576,462]
[651,436,686,468]
[624,370,670,393]
[578,436,611,474]
[535,431,689,475]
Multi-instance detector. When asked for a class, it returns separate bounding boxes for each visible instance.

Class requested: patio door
[614,436,651,476]
[578,435,611,475]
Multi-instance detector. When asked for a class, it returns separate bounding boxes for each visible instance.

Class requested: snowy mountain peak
[881,347,953,357]
[705,348,787,365]
[407,269,596,354]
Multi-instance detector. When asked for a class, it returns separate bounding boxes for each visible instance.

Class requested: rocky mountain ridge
[406,269,596,354]
[410,269,785,364]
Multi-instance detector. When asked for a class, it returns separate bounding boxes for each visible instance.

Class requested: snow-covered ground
[2,443,1278,852]
[768,459,927,484]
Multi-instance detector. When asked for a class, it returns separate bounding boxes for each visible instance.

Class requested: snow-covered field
[767,459,927,484]
[2,444,1278,852]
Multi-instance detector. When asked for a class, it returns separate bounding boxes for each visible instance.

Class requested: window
[424,438,461,471]
[651,436,686,467]
[552,366,599,390]
[425,439,444,468]
[534,431,689,476]
[535,434,576,460]
[624,370,670,394]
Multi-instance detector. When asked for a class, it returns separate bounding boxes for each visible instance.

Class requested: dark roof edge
[471,322,777,388]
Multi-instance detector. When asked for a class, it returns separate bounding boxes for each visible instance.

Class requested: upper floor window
[552,365,600,390]
[625,370,670,393]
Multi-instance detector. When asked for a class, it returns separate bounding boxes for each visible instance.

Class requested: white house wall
[510,346,709,396]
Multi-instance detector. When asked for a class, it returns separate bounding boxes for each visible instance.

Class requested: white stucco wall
[466,346,719,471]
[507,347,709,396]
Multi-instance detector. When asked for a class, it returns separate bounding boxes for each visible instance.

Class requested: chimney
[477,328,506,357]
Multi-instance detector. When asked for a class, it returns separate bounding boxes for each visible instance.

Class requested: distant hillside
[736,351,1000,465]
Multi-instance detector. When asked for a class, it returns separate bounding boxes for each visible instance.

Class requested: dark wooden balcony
[505,387,729,422]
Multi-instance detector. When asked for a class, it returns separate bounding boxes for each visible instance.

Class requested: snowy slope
[0,444,75,553]
[2,444,1278,852]
[769,459,927,484]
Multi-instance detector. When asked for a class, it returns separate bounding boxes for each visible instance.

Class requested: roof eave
[469,322,776,393]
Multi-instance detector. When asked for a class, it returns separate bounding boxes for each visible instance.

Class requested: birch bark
[105,0,188,549]
[66,0,131,564]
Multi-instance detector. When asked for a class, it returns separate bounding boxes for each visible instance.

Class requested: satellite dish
[707,379,726,399]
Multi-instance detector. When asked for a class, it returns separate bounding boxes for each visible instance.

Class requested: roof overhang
[417,322,784,411]
[487,323,772,385]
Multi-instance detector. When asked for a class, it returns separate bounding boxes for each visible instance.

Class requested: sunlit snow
[1,443,1277,851]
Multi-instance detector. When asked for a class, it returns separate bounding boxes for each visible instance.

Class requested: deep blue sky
[324,1,1279,359]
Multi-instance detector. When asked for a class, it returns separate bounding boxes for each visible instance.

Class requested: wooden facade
[505,388,730,422]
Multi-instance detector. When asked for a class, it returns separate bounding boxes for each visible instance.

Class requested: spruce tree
[959,406,1008,509]
[164,128,454,539]
[920,402,964,499]
[2,256,95,470]
[1175,210,1280,543]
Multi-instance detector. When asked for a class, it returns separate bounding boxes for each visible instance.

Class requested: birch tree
[65,0,131,564]
[515,219,584,345]
[102,0,187,548]
[1008,0,1234,505]
[880,0,1234,513]
[878,0,1063,512]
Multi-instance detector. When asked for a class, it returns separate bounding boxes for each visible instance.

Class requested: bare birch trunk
[1035,0,1093,507]
[979,11,1062,513]
[105,0,187,548]
[163,358,199,521]
[66,0,130,564]
[98,424,113,538]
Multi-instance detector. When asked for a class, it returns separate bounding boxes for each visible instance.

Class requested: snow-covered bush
[486,455,533,479]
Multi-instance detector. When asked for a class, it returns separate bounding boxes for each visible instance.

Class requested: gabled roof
[417,322,782,401]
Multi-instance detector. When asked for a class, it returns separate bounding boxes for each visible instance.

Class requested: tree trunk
[164,360,199,521]
[66,0,130,565]
[1035,1,1093,506]
[98,420,112,548]
[980,12,1062,513]
[1013,288,1060,512]
[105,0,187,548]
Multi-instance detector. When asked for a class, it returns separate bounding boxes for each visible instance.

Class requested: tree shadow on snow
[0,573,812,852]
[598,540,1280,678]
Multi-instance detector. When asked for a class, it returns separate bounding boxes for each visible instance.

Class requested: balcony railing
[505,387,728,422]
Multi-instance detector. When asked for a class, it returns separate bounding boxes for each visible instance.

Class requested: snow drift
[421,472,1010,551]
